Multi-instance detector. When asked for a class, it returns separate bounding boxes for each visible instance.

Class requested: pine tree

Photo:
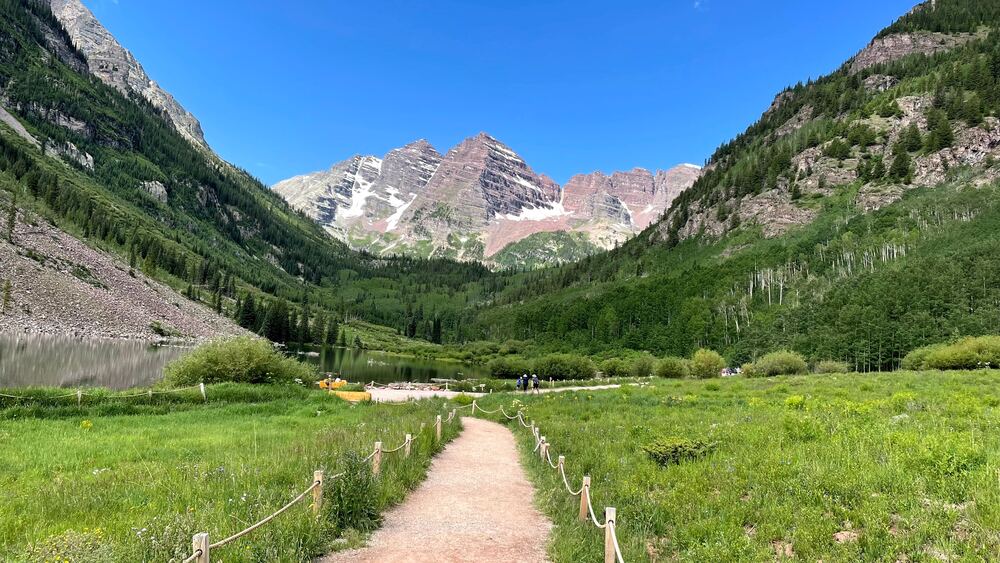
[889,149,913,182]
[237,292,257,329]
[259,299,291,343]
[925,109,954,151]
[900,123,923,152]
[5,191,15,243]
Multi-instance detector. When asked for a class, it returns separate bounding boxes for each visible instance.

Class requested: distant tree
[900,123,923,152]
[889,149,913,182]
[353,334,364,349]
[259,299,290,343]
[925,109,954,151]
[237,292,257,329]
[5,191,15,243]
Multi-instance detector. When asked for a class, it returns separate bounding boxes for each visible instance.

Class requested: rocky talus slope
[275,133,700,265]
[0,203,245,341]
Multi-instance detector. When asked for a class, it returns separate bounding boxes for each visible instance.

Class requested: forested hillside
[0,0,500,343]
[468,0,1000,371]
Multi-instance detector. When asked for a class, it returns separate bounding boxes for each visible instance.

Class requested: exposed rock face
[47,0,208,148]
[274,133,700,266]
[849,31,980,74]
[140,180,168,203]
[273,141,443,239]
[45,140,94,170]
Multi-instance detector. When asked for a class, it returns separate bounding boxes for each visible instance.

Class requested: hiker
[520,373,528,392]
[515,374,523,392]
[531,374,540,394]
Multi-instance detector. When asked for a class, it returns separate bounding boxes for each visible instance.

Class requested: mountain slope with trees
[467,0,1000,371]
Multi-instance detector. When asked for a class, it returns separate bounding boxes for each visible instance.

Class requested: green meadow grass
[0,386,460,562]
[477,371,1000,562]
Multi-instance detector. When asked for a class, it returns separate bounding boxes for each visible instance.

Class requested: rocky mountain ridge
[46,0,208,149]
[274,133,700,265]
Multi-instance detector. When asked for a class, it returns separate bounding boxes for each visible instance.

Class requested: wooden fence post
[404,434,412,458]
[604,507,617,563]
[435,415,442,442]
[372,442,382,476]
[312,470,324,517]
[558,455,565,471]
[199,382,207,402]
[471,400,477,414]
[192,532,209,563]
[539,437,547,460]
[76,389,82,406]
[550,377,554,388]
[579,476,591,521]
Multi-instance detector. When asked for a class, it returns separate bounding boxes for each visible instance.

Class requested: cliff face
[848,30,982,74]
[274,134,700,266]
[47,0,208,148]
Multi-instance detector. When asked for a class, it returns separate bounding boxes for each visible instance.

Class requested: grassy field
[0,385,460,562]
[476,371,1000,562]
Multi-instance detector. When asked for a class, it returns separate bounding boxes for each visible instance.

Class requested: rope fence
[471,399,626,563]
[0,383,207,405]
[180,404,463,562]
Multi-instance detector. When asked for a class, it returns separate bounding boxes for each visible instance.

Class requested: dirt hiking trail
[320,417,552,562]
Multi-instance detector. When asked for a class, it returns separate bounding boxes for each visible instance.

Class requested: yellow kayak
[333,390,371,402]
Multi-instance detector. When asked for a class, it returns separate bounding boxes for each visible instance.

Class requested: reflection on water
[301,346,489,384]
[0,332,189,389]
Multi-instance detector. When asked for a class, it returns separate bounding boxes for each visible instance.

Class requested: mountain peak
[47,0,208,149]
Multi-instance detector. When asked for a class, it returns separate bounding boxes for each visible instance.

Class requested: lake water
[300,346,489,383]
[0,332,190,389]
[0,332,487,389]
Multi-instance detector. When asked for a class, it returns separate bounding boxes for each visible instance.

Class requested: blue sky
[86,0,918,185]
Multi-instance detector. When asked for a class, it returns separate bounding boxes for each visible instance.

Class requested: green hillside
[0,0,495,343]
[467,0,1000,370]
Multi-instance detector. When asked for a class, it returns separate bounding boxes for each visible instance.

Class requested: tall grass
[475,371,1000,561]
[0,391,460,561]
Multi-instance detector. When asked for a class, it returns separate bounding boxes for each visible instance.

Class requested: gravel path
[368,384,622,403]
[320,417,552,562]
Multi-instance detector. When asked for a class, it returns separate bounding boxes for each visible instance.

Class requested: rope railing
[492,405,625,563]
[0,384,204,403]
[181,401,460,562]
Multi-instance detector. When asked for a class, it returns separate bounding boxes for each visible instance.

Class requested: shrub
[656,356,690,379]
[629,354,657,378]
[814,360,850,374]
[902,336,1000,371]
[488,356,531,379]
[163,337,315,387]
[743,350,808,377]
[451,393,474,406]
[600,358,631,378]
[690,349,725,379]
[642,437,718,466]
[532,354,596,380]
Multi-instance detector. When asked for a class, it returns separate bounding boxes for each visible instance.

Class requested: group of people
[516,373,540,393]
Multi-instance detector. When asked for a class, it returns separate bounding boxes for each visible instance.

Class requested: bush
[656,356,690,379]
[690,349,726,379]
[642,437,718,466]
[488,356,531,379]
[451,393,474,406]
[814,360,850,374]
[162,337,315,387]
[743,350,808,377]
[902,336,1000,371]
[600,358,631,378]
[630,354,657,378]
[532,354,596,380]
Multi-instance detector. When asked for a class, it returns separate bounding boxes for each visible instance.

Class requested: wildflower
[80,420,93,431]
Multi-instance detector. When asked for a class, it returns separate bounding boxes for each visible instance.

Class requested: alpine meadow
[3,0,1000,562]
